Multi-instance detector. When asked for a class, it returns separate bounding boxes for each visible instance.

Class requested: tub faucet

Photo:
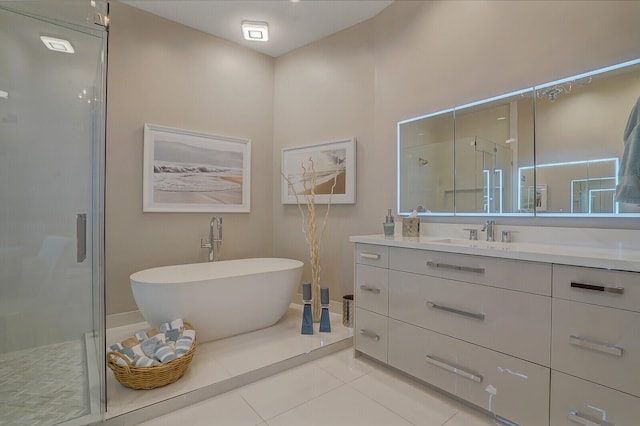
[481,220,496,242]
[201,216,222,261]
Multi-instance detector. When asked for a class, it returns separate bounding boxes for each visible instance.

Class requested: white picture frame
[281,138,356,204]
[143,123,251,212]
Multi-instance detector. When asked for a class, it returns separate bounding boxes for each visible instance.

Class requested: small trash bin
[342,294,354,328]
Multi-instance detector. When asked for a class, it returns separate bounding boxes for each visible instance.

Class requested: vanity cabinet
[352,239,640,426]
[550,264,640,425]
[389,319,550,426]
[355,244,552,425]
[550,371,640,426]
[353,244,389,363]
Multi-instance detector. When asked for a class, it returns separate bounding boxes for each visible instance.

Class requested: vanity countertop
[350,234,640,272]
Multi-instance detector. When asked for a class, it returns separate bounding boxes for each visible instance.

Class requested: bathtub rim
[130,257,304,285]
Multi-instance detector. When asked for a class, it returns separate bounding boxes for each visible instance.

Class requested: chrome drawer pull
[359,285,381,294]
[426,355,482,383]
[426,261,485,274]
[569,335,623,357]
[571,282,624,295]
[359,329,380,341]
[427,301,485,321]
[360,252,381,260]
[568,410,615,426]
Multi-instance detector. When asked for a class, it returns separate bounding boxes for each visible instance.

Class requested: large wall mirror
[398,58,640,217]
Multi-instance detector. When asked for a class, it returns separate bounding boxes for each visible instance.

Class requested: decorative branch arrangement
[282,158,337,322]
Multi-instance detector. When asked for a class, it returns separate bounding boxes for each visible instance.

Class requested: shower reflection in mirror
[398,57,640,217]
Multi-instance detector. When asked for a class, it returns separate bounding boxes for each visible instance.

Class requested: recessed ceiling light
[241,21,269,42]
[40,35,75,53]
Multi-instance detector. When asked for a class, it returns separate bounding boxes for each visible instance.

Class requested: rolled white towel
[135,330,148,342]
[141,337,160,358]
[181,329,196,340]
[154,343,177,363]
[131,343,145,358]
[110,347,134,366]
[175,336,193,357]
[170,318,184,333]
[132,355,159,367]
[109,343,124,352]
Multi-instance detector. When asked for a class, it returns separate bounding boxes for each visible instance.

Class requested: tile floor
[105,305,352,420]
[0,340,88,426]
[138,348,499,426]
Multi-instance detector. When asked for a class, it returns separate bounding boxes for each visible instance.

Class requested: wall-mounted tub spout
[201,216,222,261]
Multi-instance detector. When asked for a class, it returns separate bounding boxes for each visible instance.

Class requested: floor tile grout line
[344,379,422,426]
[237,392,269,425]
[440,410,460,426]
[252,380,351,423]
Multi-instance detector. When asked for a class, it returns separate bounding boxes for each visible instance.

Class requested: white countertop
[350,234,640,272]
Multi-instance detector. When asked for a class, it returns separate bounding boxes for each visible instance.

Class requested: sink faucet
[481,220,496,242]
[201,216,222,261]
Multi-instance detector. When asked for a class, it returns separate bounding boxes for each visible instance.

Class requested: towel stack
[109,318,195,366]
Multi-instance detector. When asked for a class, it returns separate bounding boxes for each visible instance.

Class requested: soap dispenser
[383,209,395,237]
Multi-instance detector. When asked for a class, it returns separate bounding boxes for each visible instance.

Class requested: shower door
[0,2,106,425]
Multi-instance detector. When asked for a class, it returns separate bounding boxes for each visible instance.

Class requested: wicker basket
[107,321,197,390]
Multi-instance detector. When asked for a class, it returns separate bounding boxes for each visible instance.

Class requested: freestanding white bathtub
[130,258,304,343]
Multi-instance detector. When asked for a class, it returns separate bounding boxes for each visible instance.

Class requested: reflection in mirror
[535,59,640,215]
[453,91,534,215]
[398,57,640,217]
[398,111,454,214]
[519,158,619,214]
[398,90,534,216]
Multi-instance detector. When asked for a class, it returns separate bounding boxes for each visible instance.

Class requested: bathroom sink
[427,238,515,250]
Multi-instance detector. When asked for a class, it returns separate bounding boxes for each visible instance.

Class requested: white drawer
[552,298,640,397]
[388,319,550,426]
[389,270,551,366]
[355,244,389,268]
[355,264,388,315]
[354,307,387,363]
[553,265,640,312]
[551,370,640,426]
[389,247,551,296]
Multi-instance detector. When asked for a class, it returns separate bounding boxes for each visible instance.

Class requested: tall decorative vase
[301,282,313,335]
[319,287,331,332]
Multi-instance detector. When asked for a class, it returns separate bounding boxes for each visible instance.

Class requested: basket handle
[107,351,133,374]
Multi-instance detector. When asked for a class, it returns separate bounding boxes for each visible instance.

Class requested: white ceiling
[120,0,394,58]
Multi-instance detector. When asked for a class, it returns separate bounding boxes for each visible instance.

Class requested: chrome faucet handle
[481,220,496,242]
[481,219,495,230]
[463,228,479,240]
[501,230,518,243]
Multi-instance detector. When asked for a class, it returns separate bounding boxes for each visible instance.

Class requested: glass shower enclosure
[0,2,106,424]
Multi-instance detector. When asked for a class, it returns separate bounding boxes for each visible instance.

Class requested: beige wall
[106,3,274,314]
[272,1,640,300]
[107,1,640,314]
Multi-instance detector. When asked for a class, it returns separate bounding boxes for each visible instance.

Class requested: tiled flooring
[106,305,353,420]
[0,340,88,426]
[138,348,498,426]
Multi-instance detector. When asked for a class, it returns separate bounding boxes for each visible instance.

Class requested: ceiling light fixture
[0,90,8,99]
[241,21,269,42]
[40,35,75,53]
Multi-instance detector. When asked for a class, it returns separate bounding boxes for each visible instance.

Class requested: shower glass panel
[0,2,106,425]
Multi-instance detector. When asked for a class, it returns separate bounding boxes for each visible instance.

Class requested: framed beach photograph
[281,138,356,204]
[143,123,251,212]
